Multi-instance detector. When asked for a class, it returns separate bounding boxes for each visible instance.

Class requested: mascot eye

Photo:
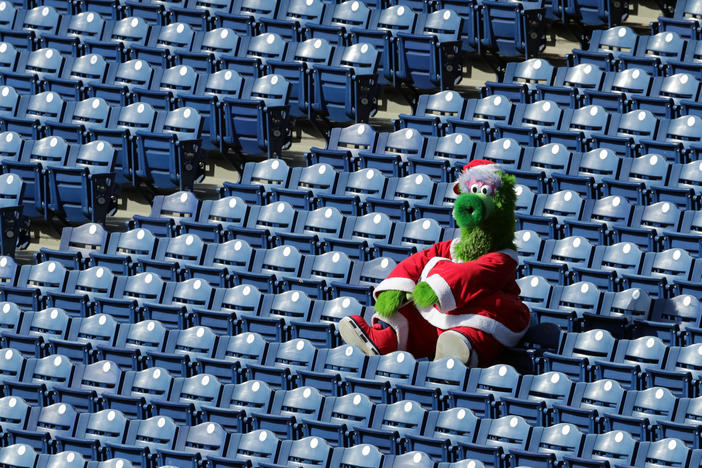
[481,186,490,195]
[470,184,480,194]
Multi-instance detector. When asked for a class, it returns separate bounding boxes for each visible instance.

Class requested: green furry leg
[412,282,438,308]
[374,290,407,318]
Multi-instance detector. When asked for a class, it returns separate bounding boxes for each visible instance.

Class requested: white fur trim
[372,311,409,351]
[416,308,528,347]
[424,274,457,313]
[373,277,415,301]
[457,164,502,194]
[420,257,447,281]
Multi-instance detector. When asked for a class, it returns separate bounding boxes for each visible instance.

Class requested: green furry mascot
[339,160,530,367]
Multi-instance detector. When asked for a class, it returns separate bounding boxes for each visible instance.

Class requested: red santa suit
[372,238,530,367]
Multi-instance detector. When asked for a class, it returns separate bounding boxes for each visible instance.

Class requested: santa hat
[454,159,502,195]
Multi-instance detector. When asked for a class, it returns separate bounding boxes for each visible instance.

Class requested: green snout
[453,193,496,228]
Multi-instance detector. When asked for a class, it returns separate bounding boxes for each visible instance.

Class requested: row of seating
[3,385,702,468]
[569,26,696,76]
[0,2,463,92]
[0,258,381,327]
[485,58,702,116]
[404,92,702,159]
[519,278,702,341]
[516,235,702,287]
[9,336,702,459]
[0,33,385,120]
[656,0,702,40]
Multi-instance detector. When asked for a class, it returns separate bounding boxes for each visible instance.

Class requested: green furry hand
[412,281,439,308]
[374,290,407,318]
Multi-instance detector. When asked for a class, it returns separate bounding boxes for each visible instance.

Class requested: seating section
[1,0,698,467]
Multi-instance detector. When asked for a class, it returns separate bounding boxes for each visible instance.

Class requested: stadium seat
[310,42,380,124]
[396,9,462,91]
[221,74,292,159]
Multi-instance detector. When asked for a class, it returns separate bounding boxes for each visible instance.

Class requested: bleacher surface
[1,0,702,467]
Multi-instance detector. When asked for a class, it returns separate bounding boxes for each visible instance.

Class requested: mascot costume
[339,160,530,367]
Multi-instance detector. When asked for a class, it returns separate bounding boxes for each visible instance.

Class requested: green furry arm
[412,282,439,308]
[374,290,407,318]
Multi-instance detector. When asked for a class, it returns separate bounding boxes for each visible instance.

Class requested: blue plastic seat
[0,347,25,386]
[543,329,617,381]
[317,167,389,216]
[398,90,466,136]
[156,421,228,467]
[553,379,626,433]
[53,360,121,412]
[105,415,178,465]
[604,386,676,439]
[498,99,563,146]
[460,415,533,467]
[463,94,514,128]
[253,385,325,438]
[621,248,692,298]
[48,312,118,359]
[484,58,555,104]
[547,104,613,151]
[525,235,593,280]
[0,395,32,431]
[517,275,559,310]
[359,127,426,178]
[396,357,469,410]
[519,190,585,239]
[133,106,205,190]
[12,386,77,426]
[39,223,108,269]
[405,407,479,462]
[535,63,606,107]
[510,422,586,467]
[45,140,117,223]
[563,429,637,467]
[179,196,249,243]
[572,241,643,291]
[499,371,575,426]
[595,336,667,390]
[274,436,339,467]
[1,261,69,309]
[104,367,172,418]
[623,32,686,73]
[448,364,521,419]
[258,0,326,42]
[352,399,427,453]
[570,26,639,71]
[307,123,378,170]
[221,74,292,158]
[336,444,384,468]
[481,0,545,59]
[139,233,206,281]
[310,42,380,124]
[266,37,335,120]
[221,429,281,466]
[0,444,38,468]
[131,190,200,237]
[221,379,275,415]
[396,9,462,90]
[305,0,373,45]
[88,228,157,276]
[344,351,416,403]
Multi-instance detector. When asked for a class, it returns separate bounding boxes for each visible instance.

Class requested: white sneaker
[434,330,473,366]
[338,316,381,356]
